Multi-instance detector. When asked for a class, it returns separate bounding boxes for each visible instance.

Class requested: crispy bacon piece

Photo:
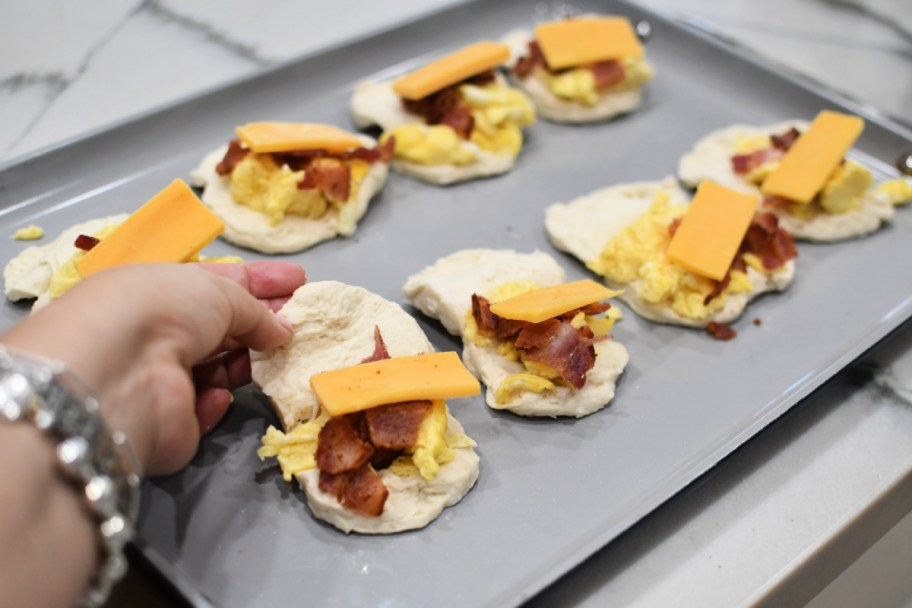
[319,464,389,517]
[704,257,746,306]
[668,217,682,236]
[299,163,352,201]
[402,86,476,139]
[512,40,546,78]
[521,322,596,389]
[74,235,100,252]
[315,413,374,475]
[370,448,402,470]
[578,301,611,316]
[440,106,475,139]
[471,294,524,341]
[514,319,562,349]
[365,401,432,450]
[591,60,625,89]
[731,147,783,175]
[465,69,497,86]
[771,127,801,151]
[706,322,737,341]
[343,137,396,164]
[740,212,798,271]
[361,326,391,363]
[762,195,792,209]
[215,139,250,175]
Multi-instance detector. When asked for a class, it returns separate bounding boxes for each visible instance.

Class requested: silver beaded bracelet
[0,345,141,608]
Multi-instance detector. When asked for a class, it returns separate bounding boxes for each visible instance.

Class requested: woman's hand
[1,261,306,475]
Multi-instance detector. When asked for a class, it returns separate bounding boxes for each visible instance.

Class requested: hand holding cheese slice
[677,111,896,241]
[190,121,392,254]
[545,177,797,333]
[403,249,629,418]
[253,281,479,534]
[503,16,655,123]
[351,42,536,185]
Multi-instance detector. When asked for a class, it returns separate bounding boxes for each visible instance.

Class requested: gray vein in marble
[2,3,145,158]
[144,0,269,67]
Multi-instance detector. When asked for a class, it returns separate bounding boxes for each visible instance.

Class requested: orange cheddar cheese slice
[392,41,510,101]
[666,181,757,281]
[310,352,481,417]
[235,122,364,154]
[761,110,864,204]
[75,180,224,278]
[489,279,622,323]
[535,17,643,70]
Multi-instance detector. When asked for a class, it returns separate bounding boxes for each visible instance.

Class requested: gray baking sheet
[1,1,911,606]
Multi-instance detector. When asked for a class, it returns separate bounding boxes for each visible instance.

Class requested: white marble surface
[2,0,912,606]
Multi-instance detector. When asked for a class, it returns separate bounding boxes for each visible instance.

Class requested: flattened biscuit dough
[545,177,795,327]
[252,281,479,534]
[190,136,388,254]
[350,78,519,184]
[502,30,642,123]
[3,215,127,310]
[677,121,894,241]
[404,248,628,417]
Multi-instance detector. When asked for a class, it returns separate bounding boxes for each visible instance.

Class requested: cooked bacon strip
[521,322,596,389]
[465,69,497,86]
[591,60,625,89]
[706,322,737,341]
[668,217,682,236]
[343,137,396,164]
[216,139,250,176]
[361,326,391,363]
[514,319,562,349]
[342,464,389,516]
[578,301,611,316]
[318,464,389,516]
[299,163,352,201]
[370,448,402,470]
[740,212,798,271]
[440,106,475,139]
[513,40,546,78]
[472,294,524,340]
[770,127,801,151]
[74,235,100,252]
[762,195,791,209]
[315,413,374,475]
[731,147,783,175]
[402,85,476,139]
[365,401,431,450]
[704,257,746,306]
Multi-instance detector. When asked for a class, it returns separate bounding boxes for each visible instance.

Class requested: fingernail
[224,389,235,405]
[274,313,294,334]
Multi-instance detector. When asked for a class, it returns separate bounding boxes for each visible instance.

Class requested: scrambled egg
[735,134,874,215]
[588,190,755,320]
[876,178,912,205]
[463,280,623,403]
[383,82,535,166]
[258,401,474,484]
[11,225,44,241]
[536,57,655,106]
[47,221,241,300]
[229,154,370,226]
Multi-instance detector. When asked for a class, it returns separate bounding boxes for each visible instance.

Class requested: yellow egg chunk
[384,125,476,166]
[819,159,872,214]
[410,400,454,481]
[590,191,762,320]
[734,134,771,154]
[257,413,329,482]
[534,57,654,107]
[229,155,326,225]
[495,373,555,404]
[11,225,43,240]
[461,83,535,156]
[876,178,912,205]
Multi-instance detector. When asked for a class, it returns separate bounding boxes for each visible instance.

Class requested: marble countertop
[3,1,912,606]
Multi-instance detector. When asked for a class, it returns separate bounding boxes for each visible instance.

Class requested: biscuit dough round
[350,78,519,184]
[297,415,479,535]
[252,280,479,534]
[502,30,643,123]
[677,121,894,241]
[190,137,388,254]
[545,177,795,328]
[3,215,127,310]
[403,248,627,417]
[251,280,433,430]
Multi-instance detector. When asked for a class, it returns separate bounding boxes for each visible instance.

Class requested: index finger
[196,261,307,300]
